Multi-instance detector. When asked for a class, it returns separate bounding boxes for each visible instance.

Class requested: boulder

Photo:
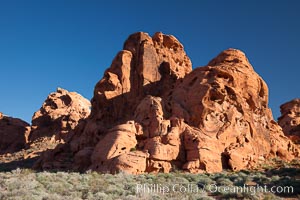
[0,112,30,154]
[91,122,138,162]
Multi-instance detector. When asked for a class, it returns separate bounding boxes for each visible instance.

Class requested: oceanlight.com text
[136,183,294,196]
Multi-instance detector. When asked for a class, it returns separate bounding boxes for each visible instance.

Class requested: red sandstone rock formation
[29,88,91,143]
[0,112,30,154]
[169,49,299,172]
[278,99,300,144]
[35,32,299,174]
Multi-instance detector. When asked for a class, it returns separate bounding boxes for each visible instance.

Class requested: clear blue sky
[0,0,299,123]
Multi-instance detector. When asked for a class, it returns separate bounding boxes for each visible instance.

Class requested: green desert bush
[0,168,298,199]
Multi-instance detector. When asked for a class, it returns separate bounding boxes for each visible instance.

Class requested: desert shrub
[122,194,140,200]
[172,176,189,184]
[197,176,214,186]
[252,173,271,185]
[196,197,215,200]
[271,167,299,177]
[0,168,299,199]
[232,175,247,186]
[261,192,282,200]
[215,177,233,186]
[144,173,157,182]
[130,147,137,152]
[270,175,280,182]
[209,172,228,179]
[236,171,249,177]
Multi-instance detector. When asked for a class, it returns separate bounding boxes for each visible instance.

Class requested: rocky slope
[34,32,299,174]
[0,113,30,154]
[278,99,300,144]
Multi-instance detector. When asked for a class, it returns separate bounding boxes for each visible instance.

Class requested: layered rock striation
[35,32,299,174]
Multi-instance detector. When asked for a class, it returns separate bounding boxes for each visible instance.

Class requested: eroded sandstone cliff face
[0,112,30,154]
[278,99,300,144]
[29,88,91,143]
[169,49,298,172]
[35,32,299,174]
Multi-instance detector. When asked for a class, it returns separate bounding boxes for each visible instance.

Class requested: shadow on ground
[0,157,39,172]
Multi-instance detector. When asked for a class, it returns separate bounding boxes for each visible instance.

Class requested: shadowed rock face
[0,112,30,154]
[278,99,300,144]
[35,32,299,174]
[29,88,91,143]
